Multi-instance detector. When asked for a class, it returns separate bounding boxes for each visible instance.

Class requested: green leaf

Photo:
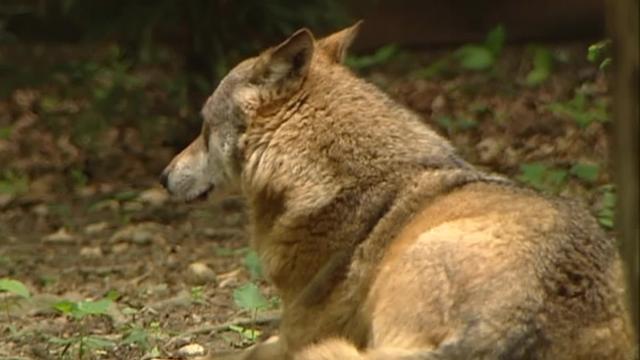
[455,45,495,71]
[0,126,11,140]
[545,169,568,190]
[244,251,263,279]
[0,171,29,195]
[599,58,612,70]
[587,40,611,63]
[415,57,451,79]
[76,298,112,316]
[233,283,269,311]
[122,327,149,346]
[457,117,478,130]
[484,25,506,56]
[525,46,553,86]
[83,336,116,350]
[54,298,112,319]
[53,300,77,315]
[105,289,120,301]
[598,214,614,229]
[112,190,139,201]
[47,336,75,345]
[570,163,600,183]
[436,116,455,132]
[345,45,398,71]
[0,278,30,298]
[228,324,261,341]
[601,191,617,209]
[596,187,616,229]
[518,163,548,188]
[517,163,567,193]
[548,92,609,128]
[145,346,162,358]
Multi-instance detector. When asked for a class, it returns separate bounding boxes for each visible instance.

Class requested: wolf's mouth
[186,185,213,203]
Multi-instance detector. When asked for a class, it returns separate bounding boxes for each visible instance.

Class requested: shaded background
[0,1,637,359]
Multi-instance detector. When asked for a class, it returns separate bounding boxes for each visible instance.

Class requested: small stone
[223,213,245,227]
[111,242,129,254]
[92,199,120,212]
[186,262,217,285]
[122,201,144,212]
[0,194,14,209]
[32,204,49,216]
[84,221,109,235]
[138,187,169,206]
[431,94,447,113]
[42,228,76,244]
[476,137,503,164]
[145,283,169,297]
[80,246,103,258]
[110,222,163,245]
[76,185,97,198]
[201,228,245,241]
[176,343,205,358]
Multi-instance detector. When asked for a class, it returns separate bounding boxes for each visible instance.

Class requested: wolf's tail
[295,338,436,360]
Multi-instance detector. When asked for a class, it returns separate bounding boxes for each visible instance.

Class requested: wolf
[160,23,636,359]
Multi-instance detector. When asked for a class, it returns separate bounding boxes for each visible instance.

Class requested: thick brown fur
[162,23,636,359]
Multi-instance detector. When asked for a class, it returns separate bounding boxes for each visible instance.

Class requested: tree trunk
[606,0,639,339]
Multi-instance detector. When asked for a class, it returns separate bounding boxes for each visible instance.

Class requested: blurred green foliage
[454,24,505,71]
[0,1,348,152]
[548,91,609,128]
[518,163,567,194]
[587,39,612,70]
[525,46,554,86]
[346,44,399,71]
[417,25,506,78]
[1,0,348,79]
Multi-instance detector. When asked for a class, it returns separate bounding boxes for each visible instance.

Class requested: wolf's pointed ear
[253,28,315,85]
[317,21,363,63]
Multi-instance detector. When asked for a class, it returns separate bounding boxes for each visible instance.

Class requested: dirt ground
[0,40,614,359]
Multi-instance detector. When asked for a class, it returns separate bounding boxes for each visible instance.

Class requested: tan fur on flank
[161,23,636,359]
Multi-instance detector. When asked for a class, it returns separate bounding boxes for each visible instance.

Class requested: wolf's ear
[253,28,315,85]
[317,21,363,63]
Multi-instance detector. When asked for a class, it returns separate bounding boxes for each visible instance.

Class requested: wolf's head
[160,23,362,201]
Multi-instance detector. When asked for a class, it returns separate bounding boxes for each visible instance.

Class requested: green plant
[50,297,116,359]
[346,44,399,71]
[597,186,616,229]
[26,1,347,79]
[417,25,506,79]
[587,40,612,70]
[0,278,31,323]
[548,92,609,128]
[454,25,505,71]
[0,170,29,196]
[0,278,30,298]
[435,116,478,133]
[232,283,270,343]
[525,46,554,86]
[229,247,273,344]
[190,285,206,304]
[120,325,161,356]
[570,163,600,183]
[517,163,567,193]
[244,250,263,280]
[0,126,11,140]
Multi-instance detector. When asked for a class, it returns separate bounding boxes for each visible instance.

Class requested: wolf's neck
[247,165,496,304]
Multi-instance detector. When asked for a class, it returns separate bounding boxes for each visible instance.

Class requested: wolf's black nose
[159,171,169,190]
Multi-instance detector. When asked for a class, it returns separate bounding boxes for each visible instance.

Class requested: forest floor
[0,38,615,359]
